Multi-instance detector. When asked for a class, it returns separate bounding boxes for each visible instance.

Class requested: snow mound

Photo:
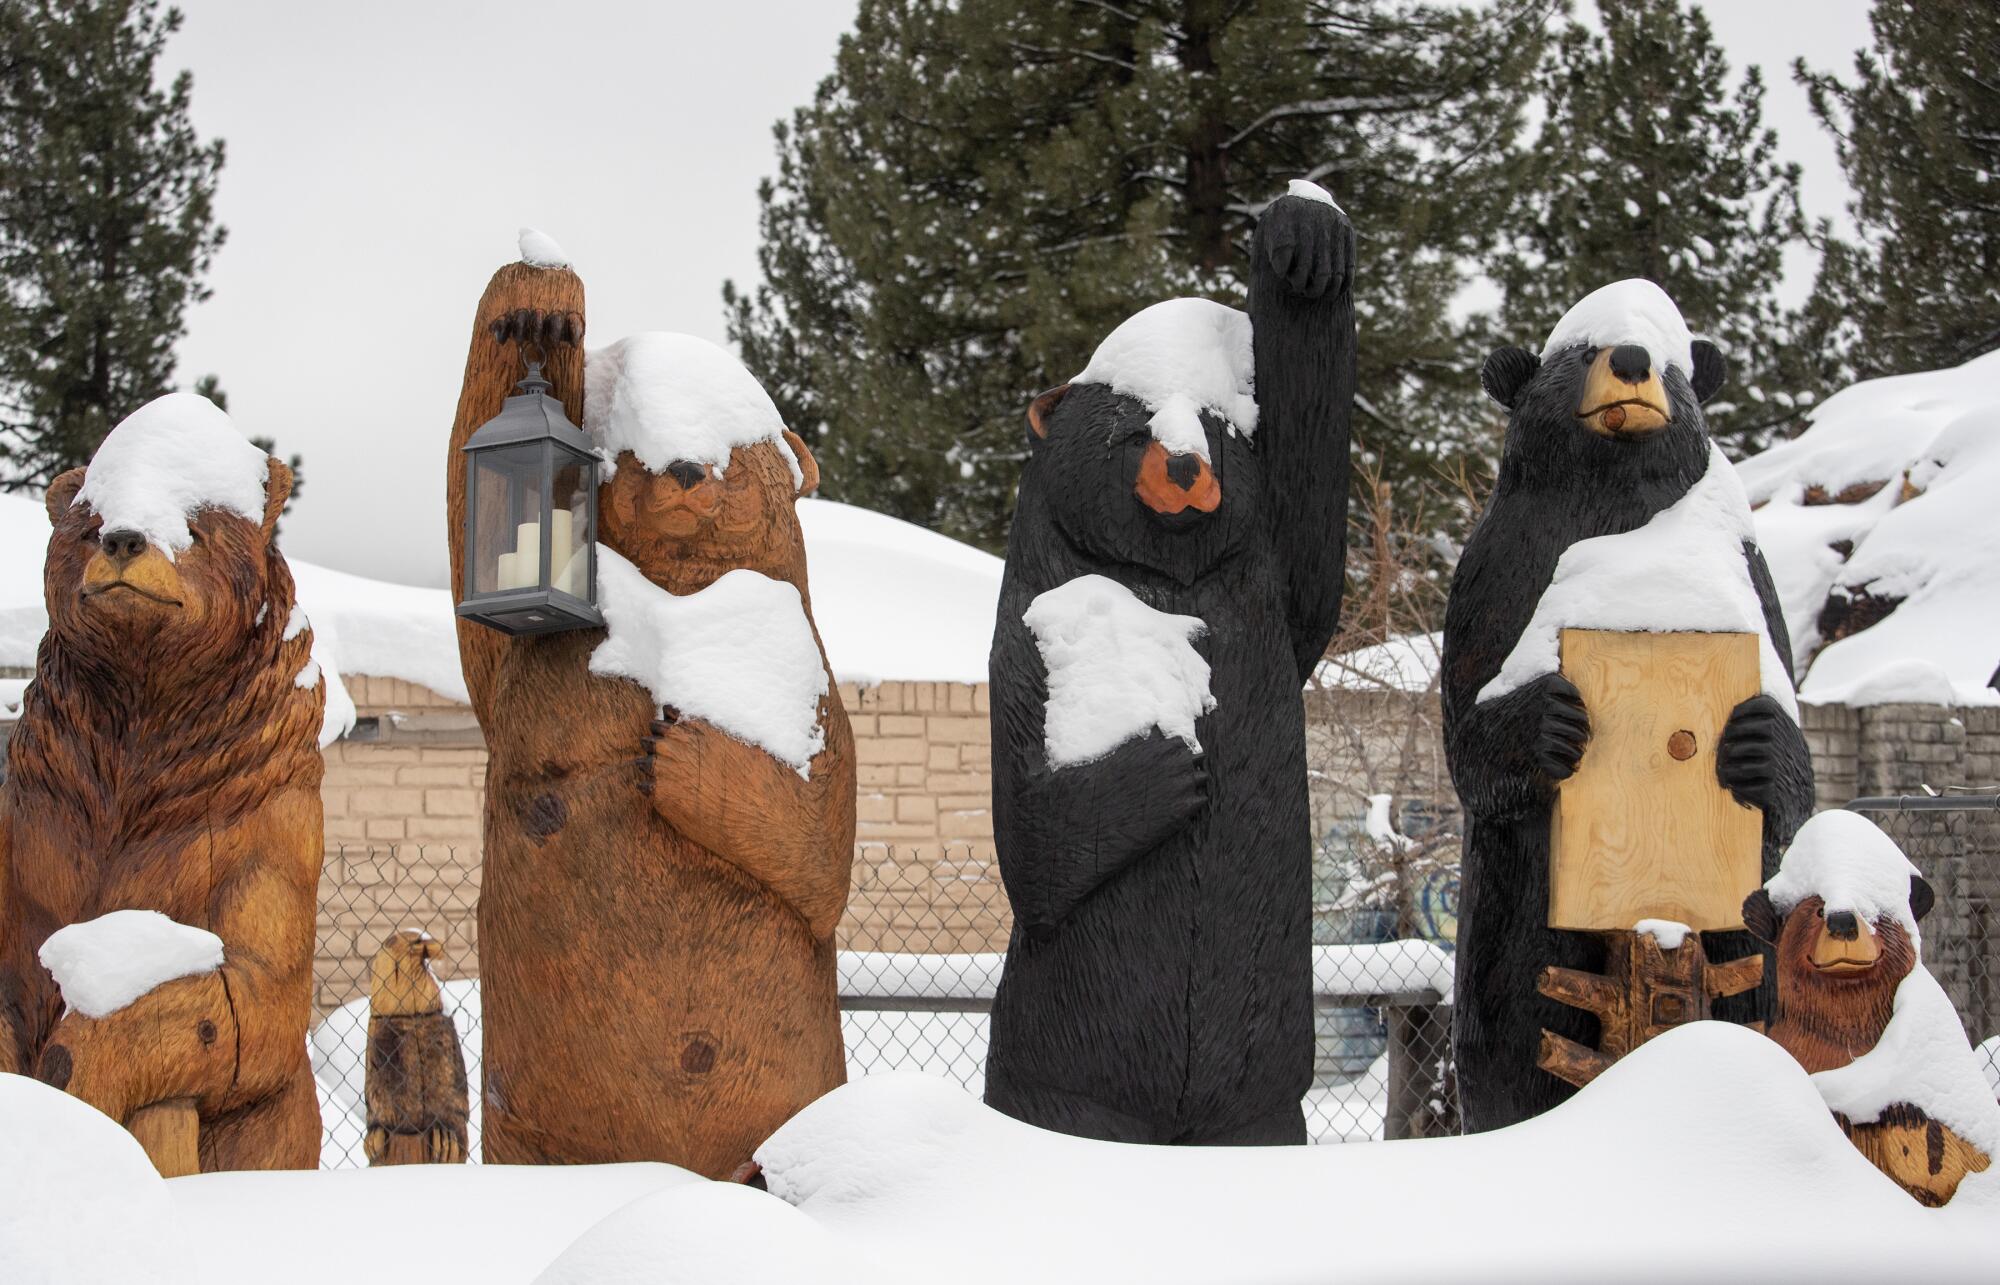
[71,393,270,562]
[39,909,224,1018]
[797,497,1002,685]
[1741,349,2000,705]
[1541,278,1696,377]
[1766,810,1925,937]
[590,549,829,776]
[746,1025,1998,1283]
[1314,631,1441,694]
[0,1073,193,1284]
[1978,1035,2000,1099]
[1024,574,1213,768]
[1286,177,1341,209]
[1634,918,1692,949]
[585,332,803,488]
[518,226,569,268]
[536,1181,853,1285]
[1478,443,1796,715]
[1072,297,1257,461]
[1813,965,2000,1159]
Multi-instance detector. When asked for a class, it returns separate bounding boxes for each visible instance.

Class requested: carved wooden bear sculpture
[364,930,468,1166]
[447,253,854,1179]
[1746,810,1996,1206]
[0,393,325,1170]
[984,183,1356,1145]
[1444,280,1815,1133]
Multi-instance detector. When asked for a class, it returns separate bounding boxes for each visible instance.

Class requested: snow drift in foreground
[38,910,223,1019]
[1742,347,2000,707]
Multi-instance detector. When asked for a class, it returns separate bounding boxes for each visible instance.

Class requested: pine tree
[726,0,1552,551]
[0,0,226,492]
[1491,0,1804,453]
[1795,1,2000,385]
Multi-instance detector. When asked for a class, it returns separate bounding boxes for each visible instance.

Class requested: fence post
[1384,1000,1446,1140]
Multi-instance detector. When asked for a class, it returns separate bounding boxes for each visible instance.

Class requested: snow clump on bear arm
[589,548,829,777]
[72,393,270,562]
[585,332,803,488]
[1542,278,1696,377]
[1072,297,1257,462]
[39,909,225,1018]
[1765,809,1926,940]
[1025,574,1216,769]
[1810,966,2000,1157]
[517,226,569,268]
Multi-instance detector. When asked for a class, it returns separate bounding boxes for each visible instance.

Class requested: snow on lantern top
[1542,279,1696,377]
[585,333,803,488]
[72,393,269,561]
[517,226,569,269]
[1765,810,1928,941]
[1072,298,1257,463]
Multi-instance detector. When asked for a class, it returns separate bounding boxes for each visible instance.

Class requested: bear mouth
[1578,398,1671,439]
[82,581,182,607]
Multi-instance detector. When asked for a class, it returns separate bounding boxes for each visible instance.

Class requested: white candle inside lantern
[495,550,522,590]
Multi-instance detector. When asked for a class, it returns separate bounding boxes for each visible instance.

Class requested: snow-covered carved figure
[446,243,853,1179]
[1744,811,1996,1206]
[1444,280,1815,1132]
[984,184,1356,1144]
[364,930,468,1166]
[0,395,325,1170]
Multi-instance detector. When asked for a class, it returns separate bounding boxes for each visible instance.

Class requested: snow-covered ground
[0,490,1002,731]
[22,1023,1980,1285]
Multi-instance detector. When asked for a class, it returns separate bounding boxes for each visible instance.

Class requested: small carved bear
[985,185,1357,1145]
[364,930,469,1166]
[0,394,324,1170]
[1444,282,1815,1133]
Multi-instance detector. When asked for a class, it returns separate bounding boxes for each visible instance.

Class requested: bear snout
[1607,345,1652,384]
[101,528,149,563]
[665,460,706,490]
[1825,909,1860,941]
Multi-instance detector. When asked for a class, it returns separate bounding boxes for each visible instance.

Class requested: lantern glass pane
[470,444,545,595]
[549,454,590,599]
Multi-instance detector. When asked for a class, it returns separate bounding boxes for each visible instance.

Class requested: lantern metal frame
[456,359,604,636]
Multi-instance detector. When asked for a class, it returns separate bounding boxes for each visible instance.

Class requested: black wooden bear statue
[1442,279,1815,1133]
[984,181,1356,1145]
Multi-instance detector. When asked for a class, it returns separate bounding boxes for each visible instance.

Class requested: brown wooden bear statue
[0,393,325,1172]
[364,930,469,1166]
[1746,810,1997,1206]
[446,242,855,1178]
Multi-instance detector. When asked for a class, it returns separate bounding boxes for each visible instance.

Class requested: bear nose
[1164,453,1202,490]
[665,460,705,489]
[1607,345,1652,384]
[101,528,148,562]
[1825,910,1860,941]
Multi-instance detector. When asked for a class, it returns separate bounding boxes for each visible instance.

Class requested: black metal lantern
[457,359,602,635]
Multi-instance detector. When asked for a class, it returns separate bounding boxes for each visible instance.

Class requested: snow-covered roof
[1744,348,2000,707]
[1071,297,1257,461]
[0,492,1003,734]
[1542,278,1696,377]
[71,393,271,562]
[1313,632,1442,694]
[585,332,803,488]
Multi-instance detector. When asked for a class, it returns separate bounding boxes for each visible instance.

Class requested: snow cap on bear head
[585,332,805,490]
[1070,298,1257,465]
[1761,810,1933,943]
[1542,279,1696,377]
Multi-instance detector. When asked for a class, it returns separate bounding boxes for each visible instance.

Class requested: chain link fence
[309,838,1457,1165]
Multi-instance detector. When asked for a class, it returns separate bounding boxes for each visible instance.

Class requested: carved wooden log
[1840,1105,1992,1208]
[1537,928,1764,1089]
[127,1099,200,1178]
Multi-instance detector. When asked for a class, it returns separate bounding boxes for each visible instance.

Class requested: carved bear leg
[199,1063,321,1172]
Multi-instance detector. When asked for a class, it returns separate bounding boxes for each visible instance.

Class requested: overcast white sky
[165,0,1874,586]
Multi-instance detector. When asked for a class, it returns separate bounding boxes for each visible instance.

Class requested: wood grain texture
[1536,927,1762,1088]
[128,1099,199,1177]
[364,931,467,1165]
[1550,629,1763,932]
[0,458,324,1170]
[1841,1105,1991,1207]
[449,261,854,1179]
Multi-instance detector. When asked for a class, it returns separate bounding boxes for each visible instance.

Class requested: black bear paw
[1533,674,1590,782]
[1261,191,1352,300]
[1716,693,1793,809]
[489,307,584,348]
[1122,729,1209,827]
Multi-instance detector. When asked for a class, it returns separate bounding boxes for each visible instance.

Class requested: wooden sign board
[1549,629,1763,933]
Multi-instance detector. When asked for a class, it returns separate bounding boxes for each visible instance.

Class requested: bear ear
[1026,383,1071,447]
[261,456,293,539]
[1741,888,1780,944]
[1479,347,1539,411]
[1909,873,1935,924]
[1690,340,1727,405]
[782,429,820,498]
[45,467,86,524]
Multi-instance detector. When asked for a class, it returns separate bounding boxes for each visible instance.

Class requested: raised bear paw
[1716,693,1796,811]
[1532,673,1591,783]
[488,307,584,349]
[1261,191,1353,301]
